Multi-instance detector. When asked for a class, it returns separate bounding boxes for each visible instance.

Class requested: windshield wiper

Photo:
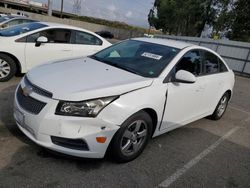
[90,55,108,63]
[90,55,112,65]
[90,56,142,76]
[108,62,142,76]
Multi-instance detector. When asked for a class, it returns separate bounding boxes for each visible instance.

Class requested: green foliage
[229,0,250,42]
[71,15,146,33]
[152,0,216,36]
[151,0,250,42]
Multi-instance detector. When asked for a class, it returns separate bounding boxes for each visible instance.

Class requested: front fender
[98,84,167,127]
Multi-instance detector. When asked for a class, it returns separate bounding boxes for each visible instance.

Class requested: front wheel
[110,111,153,163]
[0,54,17,82]
[210,92,230,120]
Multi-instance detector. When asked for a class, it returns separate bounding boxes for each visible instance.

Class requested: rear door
[24,28,73,70]
[70,30,105,58]
[200,50,229,112]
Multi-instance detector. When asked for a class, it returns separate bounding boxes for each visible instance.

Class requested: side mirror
[1,24,7,29]
[35,36,48,47]
[174,70,196,83]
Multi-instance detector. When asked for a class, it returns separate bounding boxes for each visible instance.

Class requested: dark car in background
[95,30,114,39]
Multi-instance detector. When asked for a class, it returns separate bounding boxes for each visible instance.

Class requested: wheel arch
[225,89,232,100]
[141,108,158,137]
[0,52,22,75]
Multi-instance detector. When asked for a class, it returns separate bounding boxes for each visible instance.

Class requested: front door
[25,28,73,70]
[161,50,206,130]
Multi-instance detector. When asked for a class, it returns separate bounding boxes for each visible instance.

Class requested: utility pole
[73,0,82,15]
[148,8,154,35]
[48,0,53,16]
[60,0,64,18]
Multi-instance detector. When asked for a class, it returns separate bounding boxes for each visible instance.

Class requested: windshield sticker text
[141,52,162,60]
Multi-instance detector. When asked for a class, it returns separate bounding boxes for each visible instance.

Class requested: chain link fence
[155,35,250,77]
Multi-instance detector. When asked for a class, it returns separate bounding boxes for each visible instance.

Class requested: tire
[110,111,153,163]
[209,92,230,120]
[0,54,17,82]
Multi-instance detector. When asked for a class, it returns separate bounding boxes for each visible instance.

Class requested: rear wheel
[0,54,17,82]
[210,92,230,120]
[110,111,152,163]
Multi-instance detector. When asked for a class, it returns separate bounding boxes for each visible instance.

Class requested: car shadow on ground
[0,84,34,146]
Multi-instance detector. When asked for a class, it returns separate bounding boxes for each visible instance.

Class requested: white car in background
[14,38,234,162]
[0,22,111,81]
[0,15,36,29]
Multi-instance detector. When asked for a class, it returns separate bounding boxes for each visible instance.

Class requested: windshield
[0,16,14,23]
[91,40,180,78]
[0,22,47,37]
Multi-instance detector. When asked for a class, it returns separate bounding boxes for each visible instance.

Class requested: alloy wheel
[120,120,148,157]
[0,59,11,79]
[217,95,228,117]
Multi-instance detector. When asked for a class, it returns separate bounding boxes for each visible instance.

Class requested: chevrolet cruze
[14,38,235,162]
[0,22,111,82]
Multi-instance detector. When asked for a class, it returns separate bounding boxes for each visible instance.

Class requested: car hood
[27,57,153,100]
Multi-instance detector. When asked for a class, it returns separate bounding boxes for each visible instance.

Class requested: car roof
[4,16,31,19]
[39,22,88,30]
[38,22,103,37]
[133,37,195,49]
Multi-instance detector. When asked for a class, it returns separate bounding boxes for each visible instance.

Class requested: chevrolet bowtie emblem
[22,85,33,97]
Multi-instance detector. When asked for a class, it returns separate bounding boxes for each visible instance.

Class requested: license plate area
[14,107,36,137]
[14,107,25,127]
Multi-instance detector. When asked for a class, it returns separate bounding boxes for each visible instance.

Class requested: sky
[34,0,154,27]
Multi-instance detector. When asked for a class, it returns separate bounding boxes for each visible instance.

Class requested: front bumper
[13,82,119,158]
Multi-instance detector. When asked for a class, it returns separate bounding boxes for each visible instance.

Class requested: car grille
[17,86,46,115]
[24,76,53,98]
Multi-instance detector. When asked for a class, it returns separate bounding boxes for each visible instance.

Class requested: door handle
[62,49,71,52]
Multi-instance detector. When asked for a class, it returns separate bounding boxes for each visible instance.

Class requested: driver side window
[175,50,202,76]
[26,29,71,43]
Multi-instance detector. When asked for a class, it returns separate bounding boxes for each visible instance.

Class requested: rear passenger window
[175,50,202,76]
[73,31,102,45]
[203,51,219,74]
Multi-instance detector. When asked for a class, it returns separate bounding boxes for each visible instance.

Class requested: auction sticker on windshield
[141,52,162,60]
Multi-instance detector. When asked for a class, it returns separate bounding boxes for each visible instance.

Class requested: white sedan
[0,16,36,29]
[14,38,234,162]
[0,22,111,81]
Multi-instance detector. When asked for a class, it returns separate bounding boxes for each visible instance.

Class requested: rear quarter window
[72,30,103,45]
[218,58,228,72]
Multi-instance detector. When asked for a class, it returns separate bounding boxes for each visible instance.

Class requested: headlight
[55,96,118,117]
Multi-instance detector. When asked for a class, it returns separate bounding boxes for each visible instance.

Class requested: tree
[150,0,233,37]
[229,0,250,42]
